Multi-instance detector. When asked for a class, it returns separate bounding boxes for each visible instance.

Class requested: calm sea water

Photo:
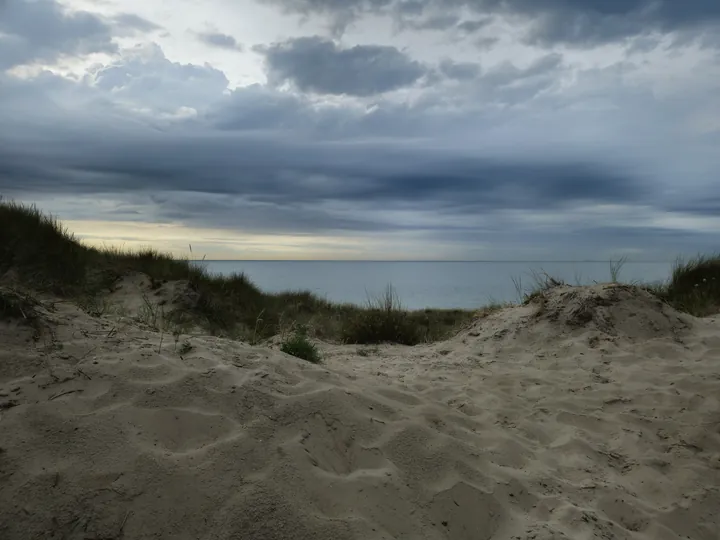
[202,261,673,310]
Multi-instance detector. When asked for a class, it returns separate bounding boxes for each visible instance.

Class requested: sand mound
[531,284,692,341]
[461,284,693,351]
[1,284,719,540]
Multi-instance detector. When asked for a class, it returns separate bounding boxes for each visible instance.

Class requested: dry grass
[0,286,40,323]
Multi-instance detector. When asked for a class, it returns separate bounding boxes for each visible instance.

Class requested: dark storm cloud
[0,107,648,218]
[664,197,720,217]
[255,36,427,95]
[196,32,243,51]
[0,0,160,69]
[260,0,720,45]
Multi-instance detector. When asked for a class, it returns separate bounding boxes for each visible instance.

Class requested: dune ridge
[1,281,719,539]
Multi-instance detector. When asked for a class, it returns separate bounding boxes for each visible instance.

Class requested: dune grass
[511,255,720,318]
[280,325,321,363]
[651,255,720,317]
[339,284,466,345]
[0,199,474,344]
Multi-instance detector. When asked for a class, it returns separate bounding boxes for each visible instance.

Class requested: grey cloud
[260,0,720,45]
[256,36,427,96]
[663,192,720,217]
[457,18,491,33]
[399,13,492,34]
[0,66,648,217]
[197,32,244,51]
[0,0,117,69]
[476,1,720,46]
[0,0,161,70]
[477,53,563,101]
[207,83,477,137]
[475,36,499,50]
[0,125,651,238]
[438,59,481,80]
[90,43,229,111]
[394,0,423,16]
[401,14,460,31]
[0,68,653,228]
[111,13,162,34]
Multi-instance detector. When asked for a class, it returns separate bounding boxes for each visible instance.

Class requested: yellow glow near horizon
[63,219,386,260]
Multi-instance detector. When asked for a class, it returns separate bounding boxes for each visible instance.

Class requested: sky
[0,0,718,260]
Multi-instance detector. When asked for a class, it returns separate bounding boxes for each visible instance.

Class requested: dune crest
[1,282,719,539]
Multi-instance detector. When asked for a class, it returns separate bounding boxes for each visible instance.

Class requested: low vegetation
[651,255,720,317]
[340,284,457,345]
[514,256,720,318]
[2,200,718,346]
[0,286,40,323]
[280,325,321,363]
[0,199,474,344]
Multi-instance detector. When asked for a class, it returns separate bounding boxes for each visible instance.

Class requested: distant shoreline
[200,259,675,263]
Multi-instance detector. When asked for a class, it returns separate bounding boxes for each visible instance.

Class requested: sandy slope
[1,282,719,539]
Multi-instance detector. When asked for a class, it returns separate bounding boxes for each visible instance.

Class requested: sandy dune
[1,282,719,539]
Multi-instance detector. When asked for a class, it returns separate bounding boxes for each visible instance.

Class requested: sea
[201,261,674,311]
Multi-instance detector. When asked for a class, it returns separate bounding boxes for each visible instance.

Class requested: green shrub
[280,327,321,363]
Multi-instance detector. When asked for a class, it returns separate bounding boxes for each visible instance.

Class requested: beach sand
[1,279,719,539]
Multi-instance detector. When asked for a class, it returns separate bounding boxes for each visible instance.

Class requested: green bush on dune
[280,325,321,363]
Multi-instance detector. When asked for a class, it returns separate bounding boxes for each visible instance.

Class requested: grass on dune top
[0,199,474,344]
[657,254,720,317]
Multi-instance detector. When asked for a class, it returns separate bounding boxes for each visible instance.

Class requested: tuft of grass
[138,293,164,329]
[649,255,720,317]
[609,256,627,283]
[341,285,423,345]
[280,326,321,363]
[0,199,89,294]
[519,271,566,305]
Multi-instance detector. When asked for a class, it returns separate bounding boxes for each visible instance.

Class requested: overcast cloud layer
[0,0,719,260]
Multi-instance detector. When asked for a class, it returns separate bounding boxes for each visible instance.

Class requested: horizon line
[194,259,675,263]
